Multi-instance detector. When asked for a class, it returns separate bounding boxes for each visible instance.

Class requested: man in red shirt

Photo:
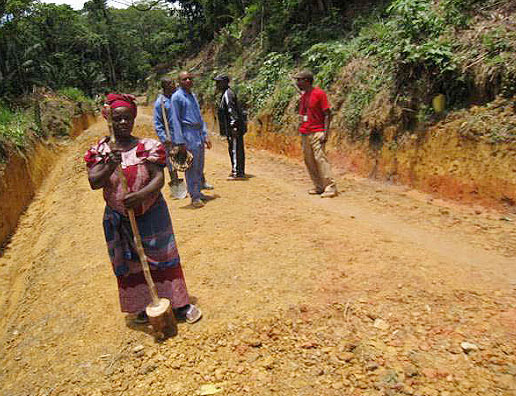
[295,70,338,198]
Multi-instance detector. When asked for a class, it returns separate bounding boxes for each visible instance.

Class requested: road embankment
[0,112,97,246]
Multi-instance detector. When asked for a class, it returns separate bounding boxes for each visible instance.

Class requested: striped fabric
[103,196,189,313]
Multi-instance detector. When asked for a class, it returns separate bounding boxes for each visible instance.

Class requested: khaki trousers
[301,132,337,193]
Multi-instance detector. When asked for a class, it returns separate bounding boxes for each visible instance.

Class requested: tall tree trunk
[105,43,116,87]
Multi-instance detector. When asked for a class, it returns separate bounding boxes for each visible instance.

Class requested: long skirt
[103,195,190,313]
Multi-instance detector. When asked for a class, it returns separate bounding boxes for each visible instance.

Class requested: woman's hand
[108,149,122,166]
[106,137,123,165]
[123,191,145,209]
[121,163,164,209]
[205,137,212,149]
[87,147,121,190]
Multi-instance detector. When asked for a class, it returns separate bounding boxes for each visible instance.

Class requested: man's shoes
[320,190,338,198]
[201,182,214,190]
[308,188,323,195]
[191,199,205,208]
[200,194,215,202]
[174,304,202,324]
[227,174,246,180]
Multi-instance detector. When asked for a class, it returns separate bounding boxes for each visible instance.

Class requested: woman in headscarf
[84,93,202,324]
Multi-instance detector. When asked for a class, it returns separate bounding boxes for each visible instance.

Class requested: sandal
[133,311,149,324]
[175,304,202,324]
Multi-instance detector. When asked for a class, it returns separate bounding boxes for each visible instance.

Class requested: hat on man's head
[213,74,230,82]
[293,70,314,80]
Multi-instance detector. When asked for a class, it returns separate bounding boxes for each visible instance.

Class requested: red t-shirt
[298,87,331,134]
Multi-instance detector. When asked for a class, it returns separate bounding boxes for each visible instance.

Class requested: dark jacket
[217,87,246,137]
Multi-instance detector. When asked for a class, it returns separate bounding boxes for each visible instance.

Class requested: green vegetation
[302,41,361,89]
[341,65,390,133]
[189,0,515,139]
[58,87,92,104]
[0,0,186,155]
[0,102,35,158]
[1,0,515,157]
[0,0,186,99]
[240,52,293,115]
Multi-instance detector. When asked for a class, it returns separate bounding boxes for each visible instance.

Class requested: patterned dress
[85,137,189,313]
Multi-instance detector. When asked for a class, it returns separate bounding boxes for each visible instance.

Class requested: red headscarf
[101,93,137,119]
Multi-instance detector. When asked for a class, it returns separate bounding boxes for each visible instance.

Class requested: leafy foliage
[340,65,390,133]
[1,0,516,150]
[361,0,462,74]
[57,87,92,104]
[0,0,185,99]
[239,52,293,115]
[0,102,34,153]
[302,40,361,88]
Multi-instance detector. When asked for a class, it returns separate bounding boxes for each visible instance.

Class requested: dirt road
[0,111,515,396]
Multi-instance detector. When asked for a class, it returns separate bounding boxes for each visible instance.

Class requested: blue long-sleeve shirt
[153,94,175,143]
[170,87,208,148]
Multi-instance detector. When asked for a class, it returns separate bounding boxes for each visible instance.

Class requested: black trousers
[227,134,245,176]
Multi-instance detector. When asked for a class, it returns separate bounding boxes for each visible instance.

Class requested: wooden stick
[160,97,173,142]
[160,98,182,184]
[105,105,160,307]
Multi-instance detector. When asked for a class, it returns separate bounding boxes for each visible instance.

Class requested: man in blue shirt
[153,77,185,197]
[170,71,213,208]
[154,77,175,150]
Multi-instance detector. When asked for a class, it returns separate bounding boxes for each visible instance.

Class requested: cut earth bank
[238,96,516,213]
[0,106,96,246]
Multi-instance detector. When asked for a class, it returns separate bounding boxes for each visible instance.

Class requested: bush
[361,0,460,74]
[302,40,361,89]
[269,80,296,124]
[353,0,480,113]
[0,102,15,126]
[341,69,388,133]
[280,12,345,58]
[0,103,33,155]
[57,87,91,103]
[240,52,293,115]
